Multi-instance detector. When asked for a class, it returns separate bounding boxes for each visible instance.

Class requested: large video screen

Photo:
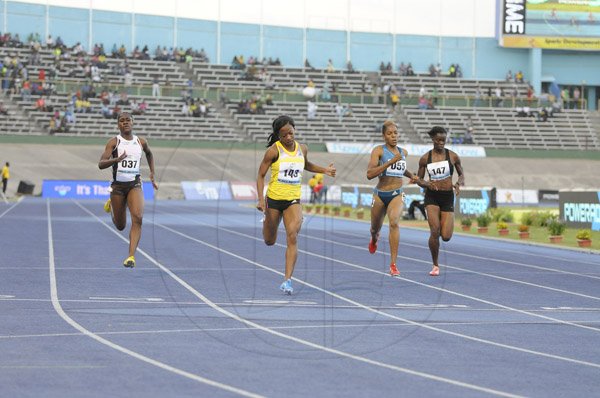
[498,0,600,50]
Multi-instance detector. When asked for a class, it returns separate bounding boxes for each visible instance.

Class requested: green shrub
[490,208,514,223]
[521,211,557,227]
[461,218,473,227]
[496,221,508,230]
[547,219,566,236]
[476,212,492,227]
[576,229,592,240]
[518,224,529,232]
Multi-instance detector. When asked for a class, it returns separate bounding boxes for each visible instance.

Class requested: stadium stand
[1,41,598,150]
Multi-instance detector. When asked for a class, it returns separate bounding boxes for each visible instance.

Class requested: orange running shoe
[429,267,440,276]
[389,263,400,277]
[368,238,377,254]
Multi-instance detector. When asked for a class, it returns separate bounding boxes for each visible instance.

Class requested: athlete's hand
[150,172,158,190]
[325,163,336,177]
[454,183,461,196]
[428,181,438,191]
[256,199,265,212]
[117,151,127,161]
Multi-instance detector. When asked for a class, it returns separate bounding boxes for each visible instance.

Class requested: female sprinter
[417,126,465,276]
[98,112,158,268]
[367,120,430,276]
[257,115,336,294]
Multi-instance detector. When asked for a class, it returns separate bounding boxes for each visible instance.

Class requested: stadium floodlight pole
[3,0,7,34]
[346,0,350,64]
[259,0,264,60]
[131,0,135,54]
[392,0,397,69]
[302,0,306,68]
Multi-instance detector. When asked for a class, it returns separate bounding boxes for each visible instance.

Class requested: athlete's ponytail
[266,115,295,147]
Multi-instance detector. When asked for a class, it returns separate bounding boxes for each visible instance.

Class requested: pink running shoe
[389,263,400,277]
[429,267,440,276]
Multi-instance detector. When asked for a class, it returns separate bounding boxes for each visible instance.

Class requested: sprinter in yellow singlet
[257,115,336,295]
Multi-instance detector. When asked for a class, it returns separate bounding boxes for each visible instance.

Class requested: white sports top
[112,134,143,182]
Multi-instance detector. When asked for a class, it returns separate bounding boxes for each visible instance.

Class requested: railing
[43,79,587,111]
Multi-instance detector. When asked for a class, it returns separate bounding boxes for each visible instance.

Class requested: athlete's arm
[141,137,158,190]
[98,137,125,169]
[417,154,437,191]
[256,145,278,212]
[366,146,386,180]
[452,152,464,195]
[302,144,336,177]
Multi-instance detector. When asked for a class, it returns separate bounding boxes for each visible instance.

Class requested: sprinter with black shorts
[417,126,465,277]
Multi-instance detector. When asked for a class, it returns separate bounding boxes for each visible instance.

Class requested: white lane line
[155,220,600,370]
[0,197,23,219]
[207,212,600,334]
[343,229,600,278]
[89,296,164,302]
[48,200,263,398]
[5,317,600,342]
[76,203,523,397]
[316,231,600,301]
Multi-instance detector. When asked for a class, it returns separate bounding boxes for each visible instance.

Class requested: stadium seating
[1,43,598,150]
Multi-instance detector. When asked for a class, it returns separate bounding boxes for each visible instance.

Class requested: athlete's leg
[281,203,303,280]
[263,207,283,246]
[369,196,386,252]
[125,187,144,258]
[386,196,404,265]
[110,191,127,231]
[426,205,441,272]
[440,211,455,242]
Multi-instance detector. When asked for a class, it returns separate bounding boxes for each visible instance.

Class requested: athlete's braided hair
[427,126,447,138]
[266,115,295,147]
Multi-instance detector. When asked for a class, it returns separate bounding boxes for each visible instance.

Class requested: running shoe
[368,238,377,254]
[429,267,440,276]
[103,198,111,213]
[123,256,135,268]
[279,279,293,295]
[389,263,400,277]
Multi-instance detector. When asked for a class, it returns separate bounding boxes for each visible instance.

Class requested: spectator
[304,59,314,70]
[152,75,161,97]
[515,70,524,83]
[307,100,318,120]
[1,162,9,196]
[326,59,334,72]
[464,116,474,144]
[346,60,355,73]
[403,197,427,220]
[0,101,8,115]
[506,70,513,82]
[308,174,318,203]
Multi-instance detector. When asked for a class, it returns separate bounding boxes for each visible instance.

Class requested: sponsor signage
[559,190,600,230]
[42,180,154,200]
[181,181,232,200]
[496,188,538,204]
[230,182,258,200]
[538,189,559,204]
[503,0,526,35]
[341,185,374,209]
[456,188,493,216]
[325,143,486,158]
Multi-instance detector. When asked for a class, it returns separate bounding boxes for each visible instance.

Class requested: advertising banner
[499,0,600,50]
[456,188,494,216]
[42,180,154,200]
[496,189,539,205]
[230,182,258,200]
[340,185,374,209]
[559,190,600,230]
[325,143,486,158]
[538,189,559,205]
[181,181,232,200]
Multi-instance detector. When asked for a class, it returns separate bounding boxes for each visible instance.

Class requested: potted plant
[356,208,365,220]
[518,224,530,239]
[314,204,322,214]
[332,205,341,216]
[460,218,472,231]
[342,206,352,217]
[476,213,491,233]
[576,229,592,248]
[323,205,330,215]
[304,204,313,213]
[547,219,566,243]
[497,221,509,236]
